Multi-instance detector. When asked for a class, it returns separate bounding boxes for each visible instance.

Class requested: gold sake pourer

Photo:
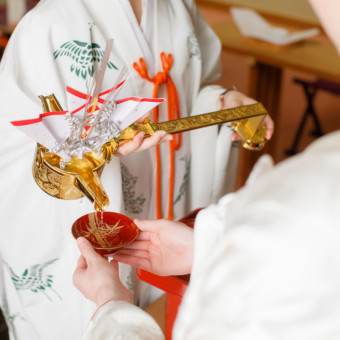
[118,104,268,151]
[33,94,268,211]
[33,95,112,212]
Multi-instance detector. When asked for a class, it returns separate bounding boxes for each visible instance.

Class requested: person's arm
[73,237,164,340]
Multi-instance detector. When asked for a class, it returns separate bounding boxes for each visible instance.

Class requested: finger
[134,219,164,232]
[73,256,87,287]
[111,252,151,269]
[115,240,151,251]
[264,115,274,140]
[77,237,102,265]
[104,237,151,258]
[134,131,172,153]
[159,133,173,144]
[230,132,241,141]
[108,248,150,259]
[116,132,145,156]
[223,91,242,109]
[115,247,150,258]
[104,237,151,259]
[108,258,119,272]
[72,270,82,289]
[76,255,87,270]
[134,231,151,241]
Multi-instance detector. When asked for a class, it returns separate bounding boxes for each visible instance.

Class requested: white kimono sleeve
[82,300,164,340]
[174,133,340,339]
[185,0,237,209]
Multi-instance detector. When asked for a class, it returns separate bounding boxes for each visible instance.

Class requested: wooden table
[211,19,340,186]
[197,0,321,29]
[213,20,340,82]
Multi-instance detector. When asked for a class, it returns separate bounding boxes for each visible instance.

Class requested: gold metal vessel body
[33,95,111,212]
[32,95,268,211]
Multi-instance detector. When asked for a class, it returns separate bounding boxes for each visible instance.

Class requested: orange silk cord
[133,52,181,220]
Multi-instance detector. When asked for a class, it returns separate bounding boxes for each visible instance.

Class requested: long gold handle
[115,102,268,149]
[155,102,267,134]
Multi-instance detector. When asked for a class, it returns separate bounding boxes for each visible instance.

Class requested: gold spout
[67,153,110,212]
[33,94,269,211]
[33,95,110,211]
[39,94,64,112]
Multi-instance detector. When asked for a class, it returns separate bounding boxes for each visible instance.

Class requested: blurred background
[197,0,340,187]
[1,0,340,338]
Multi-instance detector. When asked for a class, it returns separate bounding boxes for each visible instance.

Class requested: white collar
[118,0,156,74]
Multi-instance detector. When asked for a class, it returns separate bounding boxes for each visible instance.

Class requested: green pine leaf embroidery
[54,40,118,80]
[121,163,146,215]
[173,155,191,205]
[187,32,201,60]
[125,271,135,296]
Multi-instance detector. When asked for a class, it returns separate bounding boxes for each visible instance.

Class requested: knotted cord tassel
[133,52,182,220]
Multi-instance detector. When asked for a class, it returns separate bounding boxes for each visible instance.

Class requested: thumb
[109,259,119,272]
[75,255,87,270]
[77,237,101,265]
[134,219,161,232]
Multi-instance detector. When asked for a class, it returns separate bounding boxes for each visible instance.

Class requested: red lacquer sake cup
[72,212,139,255]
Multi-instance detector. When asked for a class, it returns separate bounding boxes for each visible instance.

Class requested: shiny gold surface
[33,144,83,200]
[231,114,267,151]
[153,103,267,134]
[81,213,124,248]
[39,94,64,113]
[33,95,110,211]
[33,94,268,210]
[117,102,268,151]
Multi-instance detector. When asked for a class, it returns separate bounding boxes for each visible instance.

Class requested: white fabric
[119,0,156,74]
[176,131,340,339]
[85,131,340,339]
[82,300,164,340]
[0,0,235,339]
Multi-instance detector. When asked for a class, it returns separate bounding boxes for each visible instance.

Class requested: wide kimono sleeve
[183,0,237,209]
[173,136,340,340]
[82,300,165,340]
[0,17,46,216]
[0,5,72,202]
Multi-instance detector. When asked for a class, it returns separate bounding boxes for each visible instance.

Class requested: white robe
[84,131,340,339]
[0,0,236,339]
